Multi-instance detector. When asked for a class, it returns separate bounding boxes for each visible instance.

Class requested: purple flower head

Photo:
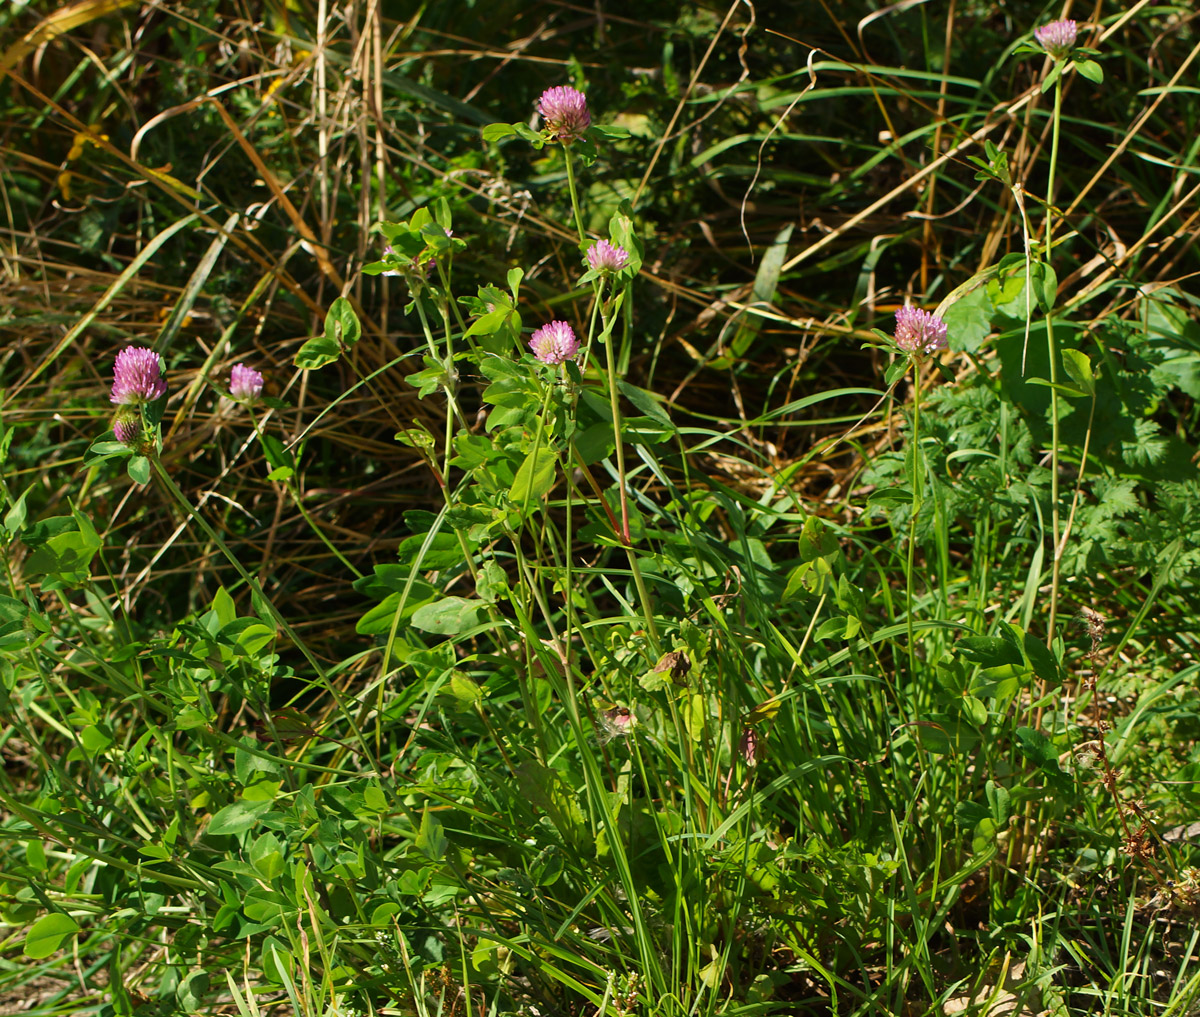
[110,346,167,405]
[1034,19,1077,59]
[113,415,141,446]
[229,363,264,403]
[893,304,948,356]
[587,240,630,275]
[536,86,590,144]
[528,320,580,365]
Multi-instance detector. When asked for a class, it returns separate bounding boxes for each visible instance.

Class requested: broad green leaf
[441,672,484,711]
[24,913,79,959]
[292,334,342,370]
[241,779,282,803]
[207,799,271,836]
[177,969,210,1013]
[481,122,517,142]
[363,784,389,813]
[4,486,30,533]
[416,808,447,861]
[682,693,708,742]
[510,446,558,507]
[1061,348,1095,395]
[324,296,361,348]
[80,724,113,753]
[465,308,511,337]
[575,421,616,465]
[941,284,993,353]
[411,597,483,635]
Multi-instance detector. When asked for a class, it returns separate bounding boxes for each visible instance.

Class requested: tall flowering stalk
[535,83,660,651]
[891,303,948,691]
[1039,23,1072,646]
[539,86,590,244]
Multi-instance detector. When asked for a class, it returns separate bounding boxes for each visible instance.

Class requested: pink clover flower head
[528,320,580,365]
[110,346,167,405]
[587,239,630,274]
[229,363,264,403]
[1034,19,1077,59]
[113,415,141,446]
[536,86,590,144]
[894,304,948,356]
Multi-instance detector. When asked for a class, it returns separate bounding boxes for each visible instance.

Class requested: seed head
[229,363,264,403]
[587,240,630,274]
[528,320,580,365]
[110,346,167,405]
[1035,19,1077,59]
[536,86,591,144]
[893,304,948,356]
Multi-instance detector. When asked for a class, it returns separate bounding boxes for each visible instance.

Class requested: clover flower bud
[1035,19,1077,59]
[113,415,141,446]
[893,304,948,356]
[110,346,167,405]
[536,86,590,144]
[229,363,264,403]
[528,321,580,365]
[587,240,630,274]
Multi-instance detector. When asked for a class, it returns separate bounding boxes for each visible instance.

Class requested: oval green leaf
[24,912,79,959]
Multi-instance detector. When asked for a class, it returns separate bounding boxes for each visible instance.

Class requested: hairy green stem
[906,363,922,693]
[562,145,587,244]
[1044,75,1064,647]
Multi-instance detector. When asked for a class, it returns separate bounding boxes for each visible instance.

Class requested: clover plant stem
[906,362,921,693]
[249,411,363,579]
[562,145,587,244]
[1044,73,1064,647]
[412,290,467,486]
[563,142,658,653]
[600,295,661,655]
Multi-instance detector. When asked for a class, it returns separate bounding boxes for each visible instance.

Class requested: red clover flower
[1035,19,1077,59]
[229,363,264,403]
[528,321,580,365]
[110,346,167,405]
[537,86,590,144]
[893,304,948,356]
[587,240,629,274]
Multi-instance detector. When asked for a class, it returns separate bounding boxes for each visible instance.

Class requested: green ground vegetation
[1,1,1200,1014]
